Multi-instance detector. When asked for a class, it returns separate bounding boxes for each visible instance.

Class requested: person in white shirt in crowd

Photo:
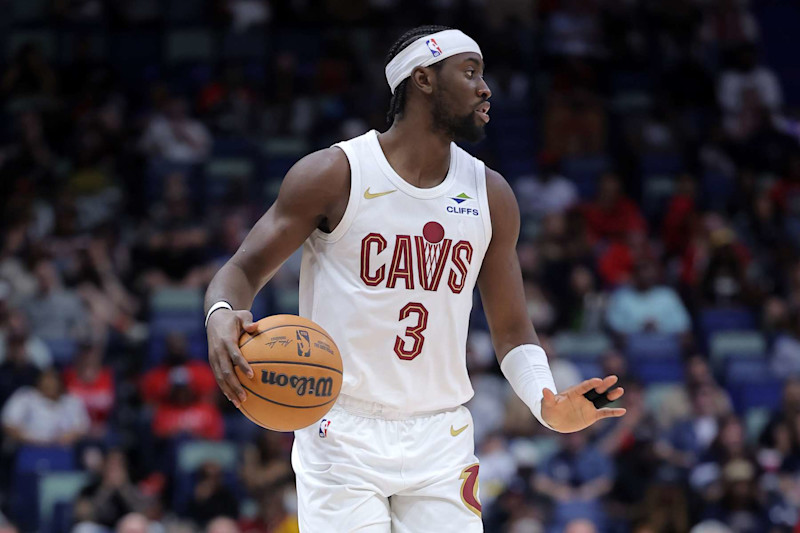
[140,96,212,165]
[606,258,691,336]
[514,151,578,220]
[23,258,88,343]
[2,367,89,446]
[718,44,783,139]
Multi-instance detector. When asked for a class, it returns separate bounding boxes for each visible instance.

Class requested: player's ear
[410,66,435,95]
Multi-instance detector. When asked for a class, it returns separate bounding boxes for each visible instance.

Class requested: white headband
[385,29,482,94]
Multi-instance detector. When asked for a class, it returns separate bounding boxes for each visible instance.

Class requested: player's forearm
[204,260,262,313]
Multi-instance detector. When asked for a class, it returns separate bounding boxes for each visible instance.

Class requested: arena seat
[709,330,766,370]
[11,446,76,531]
[38,472,89,533]
[625,333,681,360]
[553,332,611,360]
[699,308,757,349]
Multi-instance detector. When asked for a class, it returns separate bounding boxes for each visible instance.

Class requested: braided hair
[385,25,452,126]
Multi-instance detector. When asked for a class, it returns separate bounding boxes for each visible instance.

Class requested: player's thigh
[295,472,391,533]
[391,407,483,532]
[292,408,395,532]
[389,465,484,533]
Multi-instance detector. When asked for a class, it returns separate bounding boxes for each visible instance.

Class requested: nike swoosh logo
[364,187,397,199]
[450,424,469,437]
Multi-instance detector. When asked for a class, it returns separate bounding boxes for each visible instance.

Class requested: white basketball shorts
[291,395,484,532]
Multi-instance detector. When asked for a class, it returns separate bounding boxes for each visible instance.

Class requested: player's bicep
[230,148,349,287]
[477,169,537,358]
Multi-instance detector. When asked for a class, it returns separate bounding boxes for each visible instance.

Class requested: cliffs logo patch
[319,418,331,438]
[296,329,311,357]
[426,38,442,58]
[450,192,472,204]
[261,370,334,398]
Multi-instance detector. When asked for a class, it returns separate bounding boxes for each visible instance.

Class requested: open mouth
[475,102,490,123]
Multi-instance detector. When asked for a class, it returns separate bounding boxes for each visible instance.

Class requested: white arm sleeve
[500,344,558,431]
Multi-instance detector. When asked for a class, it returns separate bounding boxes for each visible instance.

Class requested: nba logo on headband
[426,38,442,58]
[385,30,482,93]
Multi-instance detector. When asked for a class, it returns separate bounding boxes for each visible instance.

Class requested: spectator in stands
[662,174,699,258]
[241,431,293,494]
[115,512,150,533]
[559,264,606,331]
[545,0,603,59]
[208,515,242,533]
[636,474,690,533]
[136,172,212,289]
[0,307,52,368]
[198,64,260,136]
[718,44,782,139]
[186,461,238,528]
[1,367,89,446]
[72,237,142,341]
[543,87,607,158]
[238,482,299,533]
[700,458,768,531]
[700,0,760,50]
[690,415,757,513]
[770,151,800,243]
[534,430,614,529]
[152,368,224,441]
[514,151,578,219]
[598,381,662,525]
[0,330,40,406]
[564,518,597,533]
[0,43,57,101]
[659,383,731,471]
[140,96,212,164]
[63,340,115,437]
[606,258,692,336]
[79,449,148,528]
[581,173,647,243]
[141,332,216,405]
[23,258,88,343]
[770,309,800,377]
[760,378,800,451]
[597,230,652,287]
[600,350,631,386]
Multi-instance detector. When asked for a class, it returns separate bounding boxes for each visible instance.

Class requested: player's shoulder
[280,146,350,198]
[289,146,350,183]
[483,165,517,212]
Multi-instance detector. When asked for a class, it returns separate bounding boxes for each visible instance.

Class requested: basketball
[234,315,343,432]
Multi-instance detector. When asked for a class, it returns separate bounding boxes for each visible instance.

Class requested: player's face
[431,53,491,144]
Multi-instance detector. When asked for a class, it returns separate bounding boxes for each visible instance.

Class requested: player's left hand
[541,375,626,433]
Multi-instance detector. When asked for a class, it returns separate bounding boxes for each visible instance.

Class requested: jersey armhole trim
[475,158,492,248]
[312,143,361,243]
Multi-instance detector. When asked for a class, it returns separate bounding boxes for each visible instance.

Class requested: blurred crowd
[2,0,800,532]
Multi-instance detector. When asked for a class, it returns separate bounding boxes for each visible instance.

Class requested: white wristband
[500,344,558,431]
[205,301,233,327]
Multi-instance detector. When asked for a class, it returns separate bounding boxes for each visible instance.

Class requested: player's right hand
[206,309,258,408]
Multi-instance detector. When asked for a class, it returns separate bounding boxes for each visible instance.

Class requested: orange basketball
[234,315,343,432]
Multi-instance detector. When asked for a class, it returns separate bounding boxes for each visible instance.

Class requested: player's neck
[378,118,451,189]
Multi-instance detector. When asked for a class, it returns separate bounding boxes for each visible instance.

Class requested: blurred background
[1,0,800,532]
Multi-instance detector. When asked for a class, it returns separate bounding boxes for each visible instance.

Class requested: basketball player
[205,26,626,532]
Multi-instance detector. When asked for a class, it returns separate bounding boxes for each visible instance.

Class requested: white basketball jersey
[298,130,492,413]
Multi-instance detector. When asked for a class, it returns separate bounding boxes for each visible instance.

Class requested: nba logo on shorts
[319,418,331,438]
[426,38,442,57]
[296,329,311,357]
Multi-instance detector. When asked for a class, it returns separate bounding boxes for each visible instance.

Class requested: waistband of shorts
[334,394,458,420]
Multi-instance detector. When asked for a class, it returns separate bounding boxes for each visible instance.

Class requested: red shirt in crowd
[140,361,217,405]
[582,198,647,242]
[63,367,115,430]
[152,401,224,440]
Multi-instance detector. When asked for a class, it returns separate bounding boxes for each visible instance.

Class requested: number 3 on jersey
[394,302,428,360]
